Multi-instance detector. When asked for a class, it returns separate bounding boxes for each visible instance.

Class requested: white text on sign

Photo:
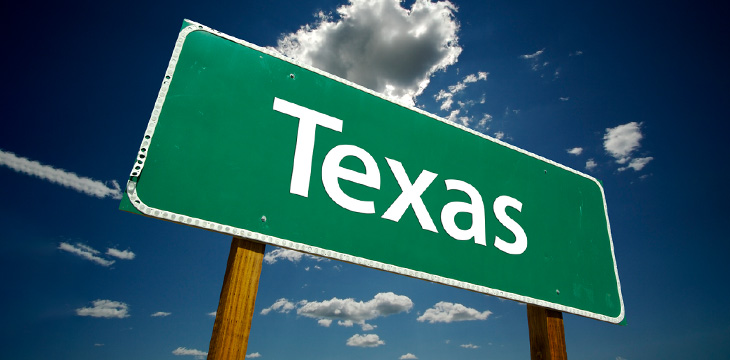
[273,97,527,255]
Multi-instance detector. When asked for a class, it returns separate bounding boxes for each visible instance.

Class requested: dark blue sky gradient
[2,0,728,359]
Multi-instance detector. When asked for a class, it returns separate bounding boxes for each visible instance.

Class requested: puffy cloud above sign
[416,301,491,323]
[276,0,462,106]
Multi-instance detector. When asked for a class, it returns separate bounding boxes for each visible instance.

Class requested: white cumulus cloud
[0,149,122,199]
[297,292,413,324]
[346,334,385,347]
[400,353,418,359]
[360,322,377,331]
[586,159,598,171]
[172,347,207,359]
[417,301,491,323]
[276,0,462,107]
[59,242,115,267]
[567,147,583,156]
[76,299,129,318]
[603,122,645,164]
[338,320,354,327]
[246,352,262,358]
[151,311,171,317]
[263,292,412,330]
[461,343,480,349]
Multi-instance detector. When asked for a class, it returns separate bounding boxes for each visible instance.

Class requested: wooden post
[527,304,568,360]
[208,237,265,360]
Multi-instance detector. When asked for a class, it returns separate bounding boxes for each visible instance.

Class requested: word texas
[273,97,527,255]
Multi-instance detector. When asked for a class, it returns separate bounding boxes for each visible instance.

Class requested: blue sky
[1,0,728,359]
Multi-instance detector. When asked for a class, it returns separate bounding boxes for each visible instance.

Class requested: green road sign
[121,20,624,323]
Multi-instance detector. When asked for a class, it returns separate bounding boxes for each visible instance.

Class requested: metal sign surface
[121,20,624,323]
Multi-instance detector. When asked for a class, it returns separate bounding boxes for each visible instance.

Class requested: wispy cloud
[346,334,385,347]
[519,48,550,73]
[520,48,545,59]
[417,301,491,323]
[59,242,135,266]
[260,298,298,315]
[461,343,480,349]
[263,248,325,264]
[246,353,262,359]
[477,114,493,131]
[435,72,489,111]
[151,311,171,317]
[106,248,136,260]
[59,242,115,267]
[619,157,654,172]
[172,347,207,360]
[0,149,122,199]
[276,0,461,107]
[76,299,129,318]
[400,354,418,359]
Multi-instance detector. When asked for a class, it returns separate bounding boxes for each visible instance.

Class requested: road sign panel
[121,20,624,323]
